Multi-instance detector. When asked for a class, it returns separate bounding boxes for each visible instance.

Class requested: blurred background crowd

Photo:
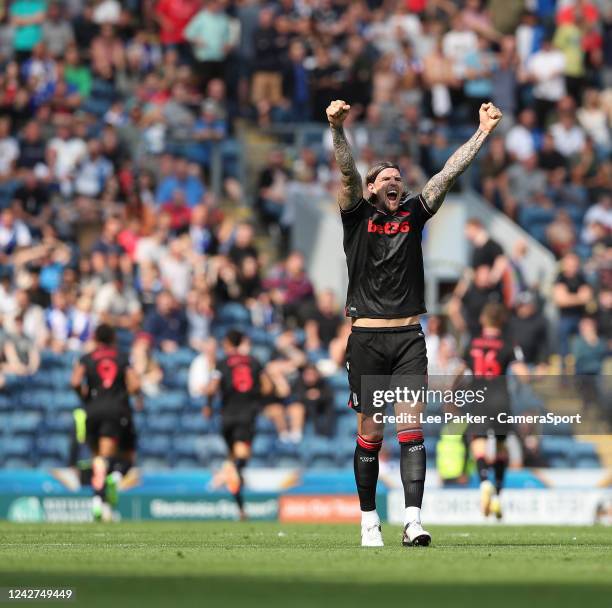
[0,0,610,469]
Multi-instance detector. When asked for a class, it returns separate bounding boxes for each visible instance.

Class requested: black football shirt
[341,194,434,318]
[216,354,263,422]
[80,347,131,414]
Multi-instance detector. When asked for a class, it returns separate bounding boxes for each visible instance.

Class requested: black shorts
[86,410,137,452]
[221,419,255,449]
[346,324,428,414]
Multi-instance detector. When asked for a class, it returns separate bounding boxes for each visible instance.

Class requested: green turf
[1,523,611,607]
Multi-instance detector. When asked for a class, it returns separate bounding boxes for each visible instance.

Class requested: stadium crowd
[0,0,610,450]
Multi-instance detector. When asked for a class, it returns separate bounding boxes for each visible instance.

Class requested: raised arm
[422,102,502,214]
[326,100,363,211]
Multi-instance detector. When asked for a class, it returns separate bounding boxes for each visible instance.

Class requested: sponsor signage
[388,489,612,525]
[0,494,279,522]
[279,495,361,523]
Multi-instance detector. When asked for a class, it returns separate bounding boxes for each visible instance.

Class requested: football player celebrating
[327,99,502,546]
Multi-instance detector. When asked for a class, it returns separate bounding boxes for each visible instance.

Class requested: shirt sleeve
[339,197,367,226]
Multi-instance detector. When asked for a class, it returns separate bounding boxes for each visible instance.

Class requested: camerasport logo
[367,218,411,235]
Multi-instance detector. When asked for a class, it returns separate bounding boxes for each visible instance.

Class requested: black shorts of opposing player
[346,324,428,414]
[86,412,136,453]
[80,344,135,451]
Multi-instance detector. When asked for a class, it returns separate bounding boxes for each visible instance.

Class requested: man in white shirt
[46,121,87,196]
[549,111,586,158]
[505,108,537,161]
[442,13,478,78]
[526,37,566,126]
[0,208,31,259]
[0,117,19,178]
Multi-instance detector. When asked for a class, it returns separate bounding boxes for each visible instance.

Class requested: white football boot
[402,521,432,546]
[361,523,384,547]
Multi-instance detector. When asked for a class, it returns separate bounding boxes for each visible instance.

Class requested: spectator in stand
[464,218,508,291]
[2,313,40,376]
[45,287,71,352]
[525,34,566,127]
[0,116,19,180]
[159,237,192,302]
[549,99,586,160]
[10,0,47,61]
[187,100,227,170]
[186,288,213,351]
[264,250,314,324]
[188,336,216,400]
[130,332,163,397]
[448,264,504,340]
[553,9,586,102]
[155,156,205,207]
[0,207,32,261]
[17,120,47,171]
[154,0,200,57]
[42,1,74,58]
[509,291,549,371]
[553,251,594,364]
[505,108,537,162]
[290,364,335,438]
[304,289,342,355]
[93,271,142,331]
[184,0,232,88]
[161,189,192,234]
[143,289,188,352]
[256,149,291,231]
[572,315,609,416]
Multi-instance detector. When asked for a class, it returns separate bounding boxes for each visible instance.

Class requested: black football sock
[398,429,426,509]
[476,456,489,483]
[233,458,248,512]
[493,458,507,495]
[354,435,382,512]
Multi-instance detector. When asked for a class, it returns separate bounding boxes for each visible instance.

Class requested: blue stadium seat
[139,458,171,470]
[37,457,64,469]
[3,457,33,469]
[139,434,171,457]
[333,390,349,411]
[51,391,81,411]
[336,415,354,437]
[217,303,251,325]
[9,412,43,434]
[0,394,11,411]
[251,345,273,365]
[2,436,34,458]
[179,412,213,434]
[144,391,187,412]
[163,367,189,390]
[17,389,53,411]
[309,456,337,470]
[145,413,179,433]
[37,434,71,461]
[252,435,274,458]
[255,415,277,435]
[45,412,76,433]
[172,434,208,460]
[199,434,227,459]
[327,373,349,391]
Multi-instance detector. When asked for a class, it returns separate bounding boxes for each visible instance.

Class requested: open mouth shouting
[386,187,400,205]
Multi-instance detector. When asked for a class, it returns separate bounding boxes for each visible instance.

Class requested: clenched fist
[479,102,503,134]
[326,99,351,127]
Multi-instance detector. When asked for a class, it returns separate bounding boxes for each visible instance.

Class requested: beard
[374,184,403,213]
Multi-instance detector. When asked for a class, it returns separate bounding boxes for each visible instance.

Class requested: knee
[357,434,383,451]
[397,428,424,445]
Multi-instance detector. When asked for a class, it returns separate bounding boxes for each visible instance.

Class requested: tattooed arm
[327,100,363,211]
[422,102,502,214]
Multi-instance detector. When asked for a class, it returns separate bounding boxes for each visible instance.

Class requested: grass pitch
[0,523,611,607]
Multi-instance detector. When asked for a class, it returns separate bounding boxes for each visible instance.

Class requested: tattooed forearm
[331,125,363,210]
[422,128,489,213]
